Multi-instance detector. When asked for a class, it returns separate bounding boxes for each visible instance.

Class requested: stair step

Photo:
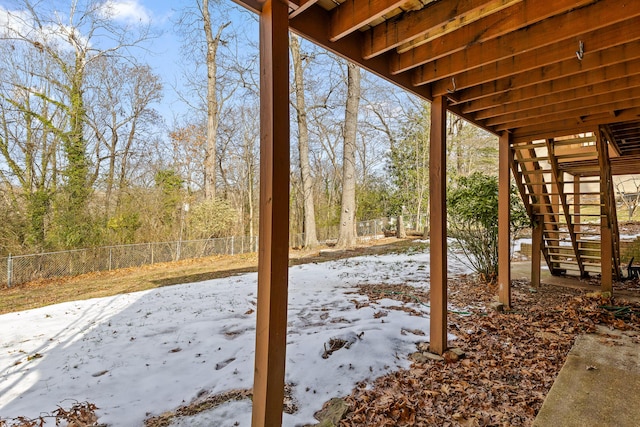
[543,238,603,244]
[529,202,602,207]
[518,169,547,175]
[552,136,596,146]
[550,259,602,268]
[554,152,598,160]
[515,156,551,163]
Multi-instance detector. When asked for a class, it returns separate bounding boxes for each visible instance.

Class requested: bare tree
[175,0,235,200]
[290,34,318,248]
[168,122,206,195]
[0,0,152,248]
[336,62,361,248]
[614,175,640,220]
[201,0,230,200]
[86,59,163,217]
[447,115,497,177]
[0,46,59,249]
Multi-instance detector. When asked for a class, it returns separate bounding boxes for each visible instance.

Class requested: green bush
[448,173,529,282]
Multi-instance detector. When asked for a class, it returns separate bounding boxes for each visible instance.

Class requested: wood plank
[473,74,640,120]
[531,221,542,287]
[498,132,511,307]
[231,0,264,13]
[448,40,640,101]
[396,0,524,53]
[330,0,408,42]
[512,107,640,143]
[492,89,640,131]
[289,4,432,101]
[574,175,581,235]
[487,86,640,127]
[596,131,613,292]
[463,59,640,114]
[252,0,290,425]
[289,0,319,18]
[363,0,502,59]
[391,0,593,73]
[411,0,640,83]
[432,32,640,98]
[429,95,447,355]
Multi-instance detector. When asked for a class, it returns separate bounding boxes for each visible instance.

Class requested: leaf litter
[339,278,640,426]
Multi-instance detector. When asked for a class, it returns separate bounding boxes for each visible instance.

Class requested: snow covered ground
[0,245,473,426]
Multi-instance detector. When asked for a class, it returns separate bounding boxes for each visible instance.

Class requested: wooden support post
[531,220,542,288]
[498,132,511,307]
[429,96,447,355]
[252,1,290,426]
[596,131,613,293]
[573,175,581,234]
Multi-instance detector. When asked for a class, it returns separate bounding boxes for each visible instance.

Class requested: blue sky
[0,0,257,125]
[120,0,259,125]
[106,0,233,123]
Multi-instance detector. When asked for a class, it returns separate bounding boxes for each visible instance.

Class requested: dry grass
[0,237,417,315]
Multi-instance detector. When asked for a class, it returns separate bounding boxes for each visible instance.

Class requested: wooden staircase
[511,132,620,279]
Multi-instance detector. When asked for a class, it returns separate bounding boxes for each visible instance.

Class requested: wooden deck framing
[223,1,640,424]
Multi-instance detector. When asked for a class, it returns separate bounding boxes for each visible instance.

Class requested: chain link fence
[1,217,398,288]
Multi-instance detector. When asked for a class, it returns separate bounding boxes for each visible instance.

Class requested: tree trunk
[397,214,406,238]
[291,35,318,248]
[202,1,229,200]
[336,62,360,249]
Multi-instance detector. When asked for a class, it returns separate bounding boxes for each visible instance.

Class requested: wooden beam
[448,42,640,105]
[429,95,447,355]
[463,59,640,114]
[396,0,524,54]
[498,132,511,307]
[289,4,432,101]
[596,131,613,293]
[432,27,640,98]
[512,107,640,143]
[488,86,640,128]
[230,0,264,14]
[574,175,581,235]
[288,0,319,18]
[330,0,407,42]
[391,0,593,73]
[531,220,542,288]
[473,74,640,120]
[492,90,640,132]
[252,0,290,425]
[412,0,640,84]
[363,0,505,59]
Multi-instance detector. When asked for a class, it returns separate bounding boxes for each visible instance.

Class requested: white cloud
[100,0,151,24]
[0,6,30,37]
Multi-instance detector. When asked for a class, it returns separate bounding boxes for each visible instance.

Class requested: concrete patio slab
[534,326,640,427]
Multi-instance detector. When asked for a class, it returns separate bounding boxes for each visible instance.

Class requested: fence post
[176,240,181,261]
[109,247,113,271]
[7,254,12,288]
[150,243,154,264]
